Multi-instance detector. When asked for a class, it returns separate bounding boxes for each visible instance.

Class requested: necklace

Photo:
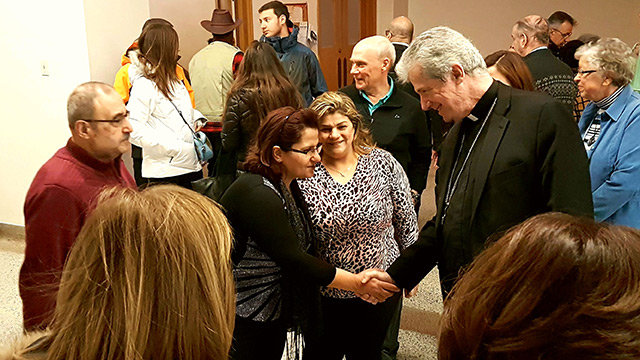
[324,163,352,177]
[323,157,357,178]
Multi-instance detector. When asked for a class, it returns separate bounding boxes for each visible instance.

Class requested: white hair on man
[396,26,487,82]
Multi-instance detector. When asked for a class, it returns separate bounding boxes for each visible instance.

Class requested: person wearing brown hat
[189,9,244,173]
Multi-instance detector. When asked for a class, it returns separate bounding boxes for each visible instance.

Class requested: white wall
[408,1,640,56]
[84,0,151,83]
[0,0,92,225]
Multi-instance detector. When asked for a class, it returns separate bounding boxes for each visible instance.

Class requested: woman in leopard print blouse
[299,92,418,359]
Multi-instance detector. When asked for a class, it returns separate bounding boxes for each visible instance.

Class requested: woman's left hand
[194,118,207,132]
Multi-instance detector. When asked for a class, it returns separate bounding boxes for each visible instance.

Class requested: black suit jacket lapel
[469,85,511,227]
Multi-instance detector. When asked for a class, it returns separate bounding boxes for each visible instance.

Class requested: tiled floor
[0,168,442,359]
[0,239,25,343]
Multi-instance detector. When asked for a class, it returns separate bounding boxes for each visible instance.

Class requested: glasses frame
[551,28,572,39]
[81,110,130,125]
[282,144,322,156]
[576,69,597,78]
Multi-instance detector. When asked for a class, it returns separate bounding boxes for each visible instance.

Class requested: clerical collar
[466,81,499,122]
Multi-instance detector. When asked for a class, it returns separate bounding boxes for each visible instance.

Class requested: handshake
[353,269,418,305]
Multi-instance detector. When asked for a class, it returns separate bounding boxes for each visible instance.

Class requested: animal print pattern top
[299,148,418,299]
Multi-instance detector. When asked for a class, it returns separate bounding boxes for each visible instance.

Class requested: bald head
[350,36,396,94]
[387,16,414,43]
[353,35,396,65]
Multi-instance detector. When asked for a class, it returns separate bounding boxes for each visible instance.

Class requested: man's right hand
[355,268,399,304]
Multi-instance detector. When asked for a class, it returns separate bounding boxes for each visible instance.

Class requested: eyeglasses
[82,110,130,126]
[551,28,572,39]
[576,69,597,78]
[282,144,322,156]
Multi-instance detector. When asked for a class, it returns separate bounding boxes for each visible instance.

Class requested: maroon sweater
[19,139,135,330]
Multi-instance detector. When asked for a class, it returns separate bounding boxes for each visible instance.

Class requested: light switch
[41,61,49,76]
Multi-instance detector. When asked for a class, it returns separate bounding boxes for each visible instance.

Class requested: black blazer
[387,82,593,291]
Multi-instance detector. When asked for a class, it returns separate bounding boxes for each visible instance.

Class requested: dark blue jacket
[261,26,327,106]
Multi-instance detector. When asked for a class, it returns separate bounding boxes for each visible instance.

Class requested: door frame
[234,0,254,51]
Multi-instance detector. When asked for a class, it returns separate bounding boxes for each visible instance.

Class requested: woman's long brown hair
[226,41,303,120]
[439,212,640,360]
[137,24,180,99]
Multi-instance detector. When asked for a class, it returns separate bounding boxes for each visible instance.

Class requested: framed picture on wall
[285,3,308,26]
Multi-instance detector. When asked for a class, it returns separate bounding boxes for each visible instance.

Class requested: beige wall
[407,0,640,56]
[0,0,92,225]
[84,0,150,83]
[377,0,409,35]
[149,0,215,70]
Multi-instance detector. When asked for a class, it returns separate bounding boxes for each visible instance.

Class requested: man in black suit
[363,26,593,298]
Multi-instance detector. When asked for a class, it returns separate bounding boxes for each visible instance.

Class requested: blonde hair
[310,91,375,155]
[27,185,235,360]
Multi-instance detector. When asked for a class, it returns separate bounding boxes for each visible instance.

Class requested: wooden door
[318,0,376,91]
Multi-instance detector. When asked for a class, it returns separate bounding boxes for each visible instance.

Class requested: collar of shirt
[466,81,499,122]
[530,46,548,54]
[391,41,409,47]
[359,77,395,116]
[594,85,624,115]
[67,138,121,172]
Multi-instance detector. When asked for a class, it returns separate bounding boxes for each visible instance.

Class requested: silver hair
[514,15,550,46]
[575,38,636,87]
[395,26,486,83]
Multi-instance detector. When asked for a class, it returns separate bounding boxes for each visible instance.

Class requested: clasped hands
[354,269,418,305]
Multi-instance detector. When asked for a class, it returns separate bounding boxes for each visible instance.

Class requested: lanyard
[441,98,497,225]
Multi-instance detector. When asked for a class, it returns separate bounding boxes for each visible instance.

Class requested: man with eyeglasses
[19,82,136,331]
[548,12,584,70]
[548,11,575,50]
[511,15,578,112]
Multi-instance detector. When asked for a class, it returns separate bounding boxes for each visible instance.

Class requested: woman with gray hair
[575,37,640,228]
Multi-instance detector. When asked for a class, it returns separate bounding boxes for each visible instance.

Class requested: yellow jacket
[113,42,195,107]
